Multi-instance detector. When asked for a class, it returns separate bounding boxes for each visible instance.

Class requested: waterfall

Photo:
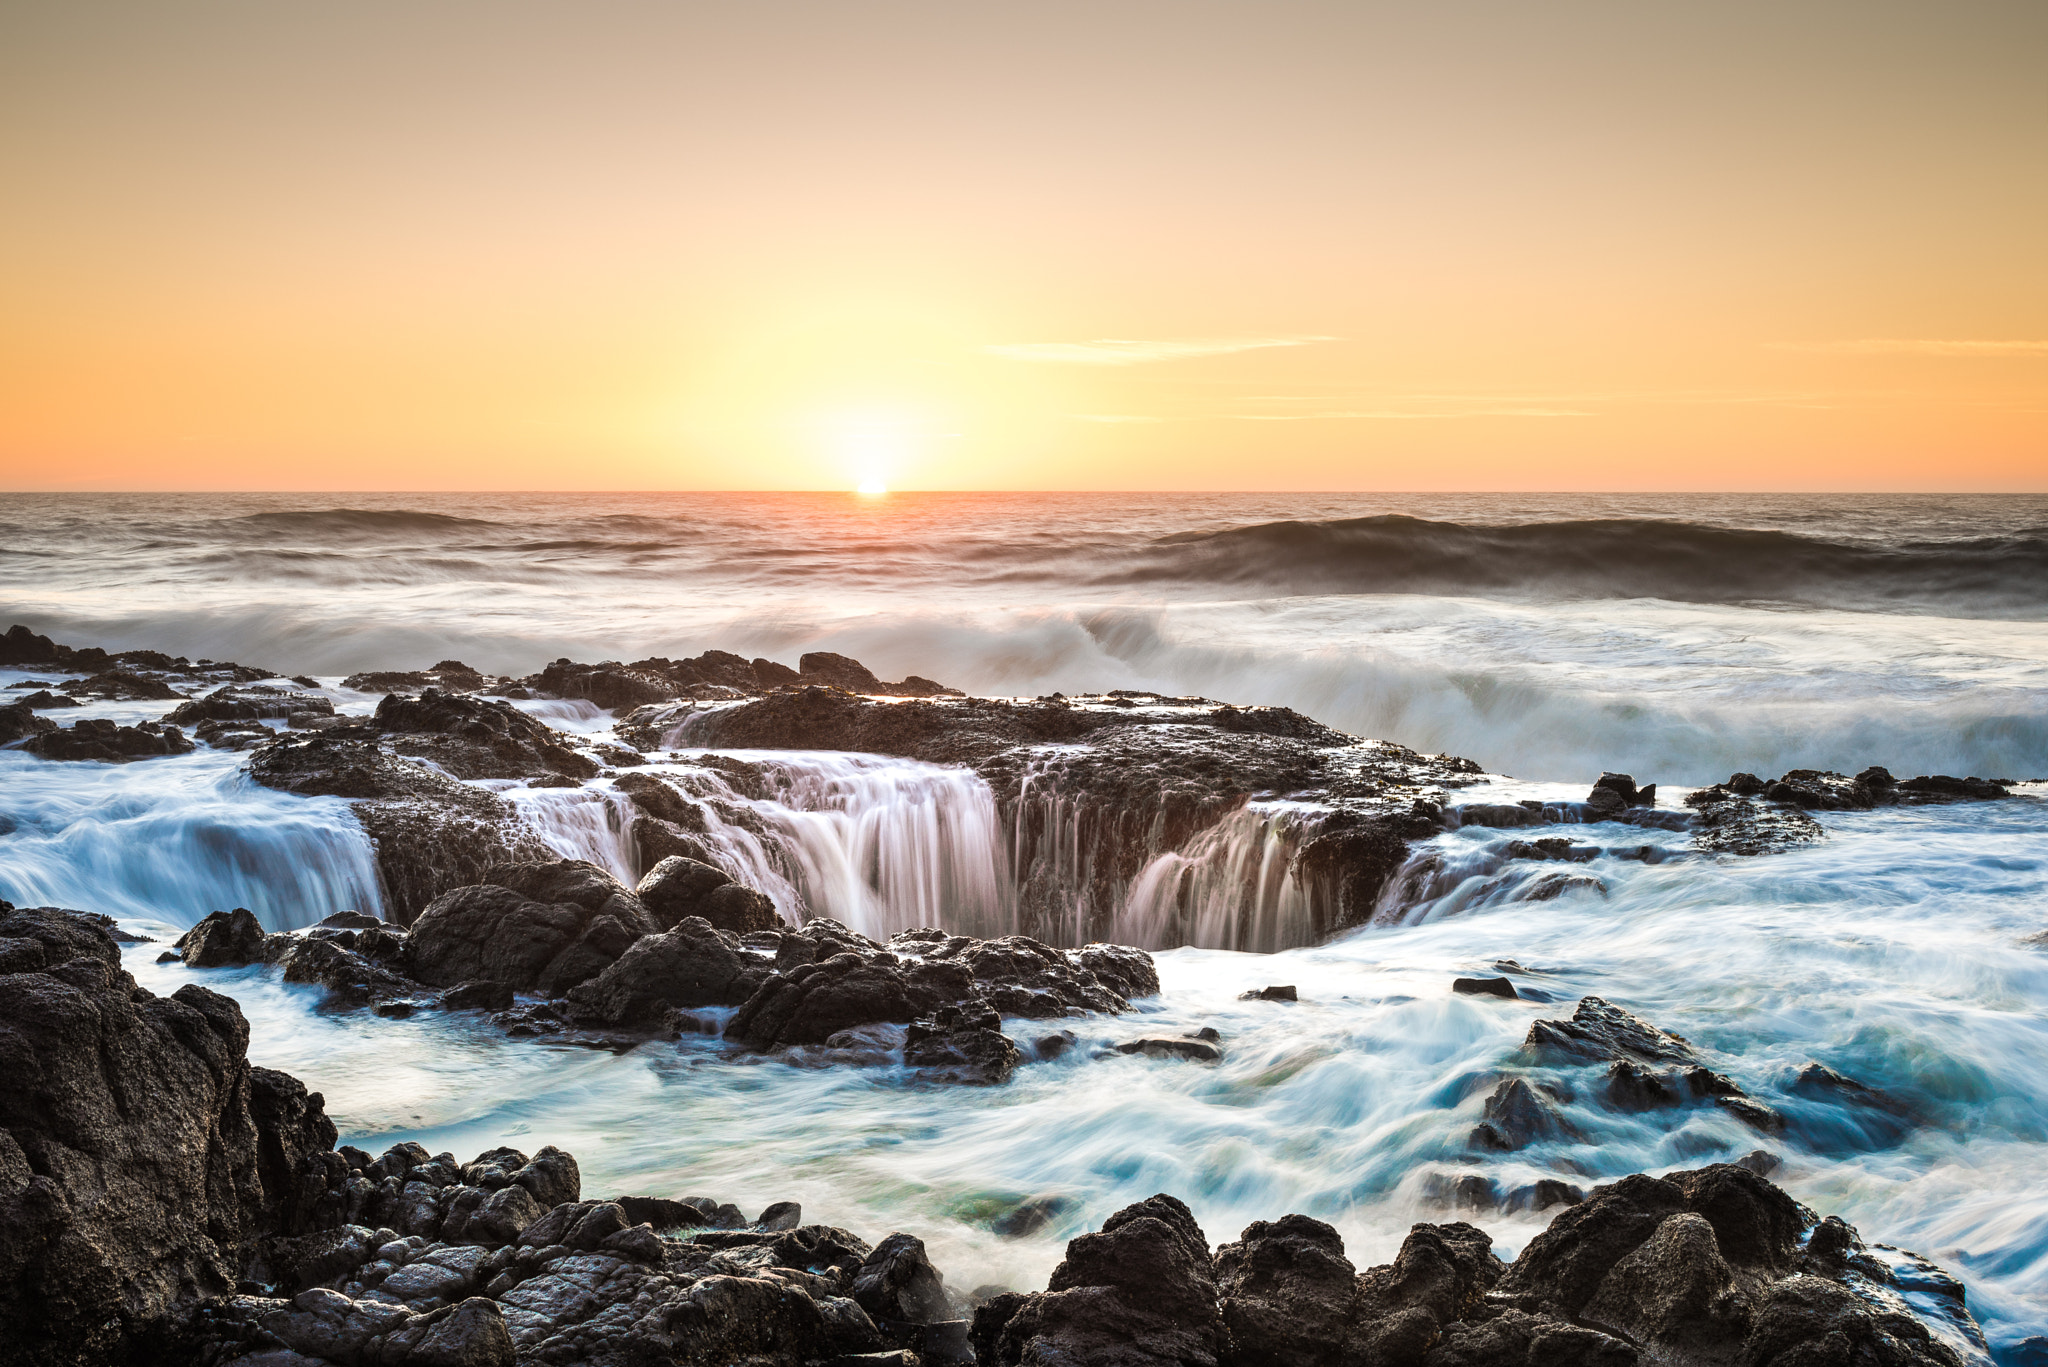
[643,752,1017,941]
[1116,803,1322,953]
[0,750,384,931]
[503,784,642,885]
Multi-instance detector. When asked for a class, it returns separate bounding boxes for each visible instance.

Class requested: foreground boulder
[977,1166,1977,1367]
[405,860,655,995]
[0,905,342,1366]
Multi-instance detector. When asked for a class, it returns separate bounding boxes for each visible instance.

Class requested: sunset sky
[2,1,2044,492]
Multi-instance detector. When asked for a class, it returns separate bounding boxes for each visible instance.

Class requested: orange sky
[2,1,2044,492]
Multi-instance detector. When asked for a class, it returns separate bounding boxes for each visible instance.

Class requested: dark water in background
[3,491,2042,782]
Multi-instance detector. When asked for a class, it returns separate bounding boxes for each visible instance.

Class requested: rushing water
[3,493,2046,1357]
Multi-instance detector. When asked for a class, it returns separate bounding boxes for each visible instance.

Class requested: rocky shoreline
[1,905,1992,1367]
[3,624,2025,949]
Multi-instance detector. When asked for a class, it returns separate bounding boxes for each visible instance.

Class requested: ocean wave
[216,508,505,537]
[1138,515,2048,614]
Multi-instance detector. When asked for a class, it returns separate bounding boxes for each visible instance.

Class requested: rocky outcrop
[21,717,195,762]
[247,732,559,922]
[680,688,1481,946]
[635,855,780,934]
[166,684,335,729]
[0,905,344,1367]
[371,690,597,782]
[405,861,655,996]
[1689,765,2013,856]
[976,1166,1975,1367]
[339,661,501,695]
[0,701,55,745]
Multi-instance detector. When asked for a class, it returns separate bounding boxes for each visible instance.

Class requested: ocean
[2,491,2045,1356]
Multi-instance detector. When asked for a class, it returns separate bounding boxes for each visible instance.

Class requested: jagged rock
[1470,1077,1579,1151]
[729,951,920,1048]
[11,689,78,710]
[0,700,57,744]
[984,1193,1225,1367]
[1453,976,1518,999]
[22,716,195,761]
[0,908,342,1364]
[635,855,781,934]
[1524,996,1698,1067]
[852,1232,952,1327]
[1213,1213,1361,1367]
[406,861,654,995]
[903,1004,1023,1086]
[166,684,335,726]
[1116,1036,1225,1063]
[71,668,187,701]
[247,733,559,922]
[373,689,598,781]
[178,907,269,967]
[562,916,768,1026]
[1689,764,2009,857]
[527,659,681,710]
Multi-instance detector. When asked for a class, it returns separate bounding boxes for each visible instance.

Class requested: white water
[5,493,2048,1357]
[75,788,2043,1358]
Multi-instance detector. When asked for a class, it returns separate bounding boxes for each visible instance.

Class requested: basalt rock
[0,700,56,744]
[339,660,500,695]
[636,855,782,934]
[527,659,680,711]
[373,689,598,782]
[1688,765,2011,857]
[0,908,346,1366]
[1521,996,1783,1136]
[177,908,269,967]
[166,685,335,728]
[405,860,655,996]
[22,717,195,762]
[686,689,1481,947]
[562,916,771,1026]
[247,734,559,922]
[12,690,79,710]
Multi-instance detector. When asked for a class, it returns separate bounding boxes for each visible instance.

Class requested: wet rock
[22,716,196,761]
[406,861,655,995]
[13,689,80,709]
[72,667,187,701]
[1453,976,1518,999]
[989,1194,1078,1239]
[757,1201,803,1232]
[635,855,782,934]
[1524,995,1698,1067]
[904,1004,1023,1086]
[1502,836,1601,862]
[1213,1213,1362,1367]
[1590,772,1657,807]
[1470,1077,1580,1151]
[853,1232,953,1328]
[166,684,335,726]
[1115,1036,1225,1063]
[1351,1221,1506,1362]
[986,1193,1224,1367]
[527,658,681,710]
[1238,984,1298,1002]
[729,951,920,1048]
[1502,1179,1585,1213]
[563,915,766,1027]
[0,699,57,744]
[248,733,561,922]
[373,688,598,782]
[0,908,342,1363]
[178,907,270,967]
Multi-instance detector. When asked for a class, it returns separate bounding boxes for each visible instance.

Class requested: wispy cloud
[1231,407,1594,420]
[987,335,1339,365]
[1777,338,2048,357]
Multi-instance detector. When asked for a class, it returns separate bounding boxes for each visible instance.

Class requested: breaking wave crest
[1141,514,2048,614]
